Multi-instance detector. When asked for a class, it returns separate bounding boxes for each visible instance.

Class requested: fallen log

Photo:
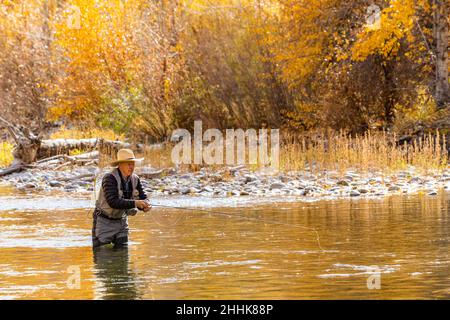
[73,150,99,160]
[36,154,68,164]
[37,138,100,159]
[0,161,24,177]
[38,138,143,159]
[0,115,150,176]
[36,151,99,164]
[57,173,95,182]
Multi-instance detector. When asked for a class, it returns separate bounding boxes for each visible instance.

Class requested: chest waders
[92,168,140,247]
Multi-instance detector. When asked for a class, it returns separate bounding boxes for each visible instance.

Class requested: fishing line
[90,170,324,251]
[149,203,325,252]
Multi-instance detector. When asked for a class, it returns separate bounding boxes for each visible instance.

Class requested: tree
[50,0,184,140]
[0,0,57,132]
[268,0,448,132]
[434,0,449,108]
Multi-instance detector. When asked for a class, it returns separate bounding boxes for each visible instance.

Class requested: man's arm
[102,174,136,209]
[136,177,151,212]
[136,177,148,200]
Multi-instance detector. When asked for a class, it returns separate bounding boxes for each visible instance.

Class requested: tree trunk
[0,116,42,176]
[381,62,396,127]
[435,0,449,108]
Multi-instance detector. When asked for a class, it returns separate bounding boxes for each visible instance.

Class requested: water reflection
[93,246,140,300]
[0,192,449,299]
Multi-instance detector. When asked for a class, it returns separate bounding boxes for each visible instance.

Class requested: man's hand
[135,200,150,211]
[143,200,152,212]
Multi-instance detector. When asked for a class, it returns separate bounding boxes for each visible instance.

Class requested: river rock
[190,187,201,194]
[49,180,63,188]
[178,187,189,195]
[202,186,214,193]
[18,177,31,183]
[337,180,350,186]
[210,173,223,182]
[409,177,423,184]
[64,184,76,190]
[350,190,361,197]
[280,175,291,183]
[244,174,258,183]
[230,190,240,196]
[246,180,260,187]
[293,189,306,196]
[270,182,286,190]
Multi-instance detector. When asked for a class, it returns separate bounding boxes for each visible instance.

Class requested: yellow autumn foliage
[352,0,416,61]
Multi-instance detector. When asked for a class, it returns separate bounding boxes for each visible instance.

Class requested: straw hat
[110,149,144,166]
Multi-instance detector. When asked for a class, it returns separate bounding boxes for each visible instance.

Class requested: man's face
[118,161,135,177]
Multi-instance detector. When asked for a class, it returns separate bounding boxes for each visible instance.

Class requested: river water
[0,185,449,299]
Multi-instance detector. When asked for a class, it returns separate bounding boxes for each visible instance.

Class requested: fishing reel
[125,208,138,216]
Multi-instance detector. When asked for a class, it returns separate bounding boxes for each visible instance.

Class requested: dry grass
[98,144,174,169]
[50,126,125,141]
[281,130,448,175]
[2,127,447,176]
[113,130,448,176]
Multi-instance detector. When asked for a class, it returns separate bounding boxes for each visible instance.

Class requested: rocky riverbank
[2,164,450,200]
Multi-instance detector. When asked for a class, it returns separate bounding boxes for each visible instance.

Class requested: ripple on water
[0,225,91,248]
[183,259,263,269]
[318,263,401,279]
[0,197,92,211]
[1,191,449,299]
[0,284,58,299]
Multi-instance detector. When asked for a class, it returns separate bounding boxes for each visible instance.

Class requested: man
[92,148,151,248]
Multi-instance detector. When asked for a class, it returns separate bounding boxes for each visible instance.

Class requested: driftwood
[57,173,95,182]
[0,162,24,177]
[37,137,145,162]
[33,151,99,171]
[0,115,154,177]
[37,138,100,159]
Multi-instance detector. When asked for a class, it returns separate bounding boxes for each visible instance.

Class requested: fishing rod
[91,174,324,250]
[149,203,325,252]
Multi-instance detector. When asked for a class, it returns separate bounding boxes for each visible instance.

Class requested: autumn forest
[0,0,448,142]
[2,1,450,301]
